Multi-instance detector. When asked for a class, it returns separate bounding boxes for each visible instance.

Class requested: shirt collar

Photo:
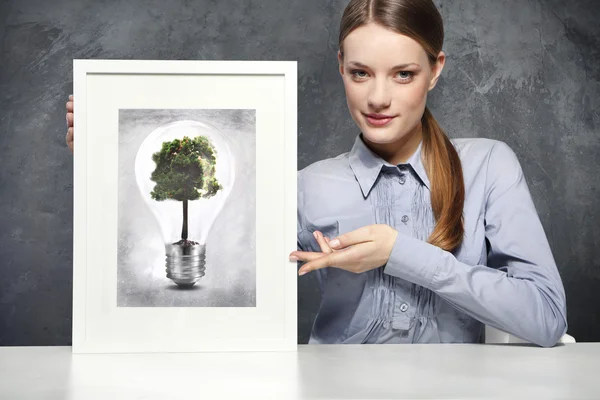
[348,134,430,198]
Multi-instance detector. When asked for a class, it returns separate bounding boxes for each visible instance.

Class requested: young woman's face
[338,22,444,146]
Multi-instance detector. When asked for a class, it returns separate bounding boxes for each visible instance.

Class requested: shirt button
[401,215,409,223]
[399,303,409,312]
[399,176,406,185]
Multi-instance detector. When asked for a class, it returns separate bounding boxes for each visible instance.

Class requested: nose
[367,78,391,111]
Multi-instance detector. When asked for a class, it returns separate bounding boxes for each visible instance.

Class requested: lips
[364,113,396,127]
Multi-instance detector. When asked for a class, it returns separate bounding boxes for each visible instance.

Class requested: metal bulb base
[165,242,206,288]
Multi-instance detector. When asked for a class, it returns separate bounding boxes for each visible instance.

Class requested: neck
[362,122,423,165]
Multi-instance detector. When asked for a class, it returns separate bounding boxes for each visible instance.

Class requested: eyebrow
[348,61,421,69]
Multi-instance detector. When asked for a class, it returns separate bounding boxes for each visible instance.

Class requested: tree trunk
[181,200,188,240]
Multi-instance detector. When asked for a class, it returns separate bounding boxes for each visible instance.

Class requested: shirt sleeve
[382,141,568,347]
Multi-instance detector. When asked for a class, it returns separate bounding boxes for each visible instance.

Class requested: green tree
[150,135,223,244]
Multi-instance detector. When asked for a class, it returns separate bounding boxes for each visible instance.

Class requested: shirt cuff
[383,232,444,288]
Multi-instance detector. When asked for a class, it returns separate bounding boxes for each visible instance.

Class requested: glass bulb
[134,119,235,288]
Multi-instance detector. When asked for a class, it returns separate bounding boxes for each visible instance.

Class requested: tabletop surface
[1,343,599,399]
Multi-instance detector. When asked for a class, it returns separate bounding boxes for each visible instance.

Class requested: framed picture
[72,60,297,353]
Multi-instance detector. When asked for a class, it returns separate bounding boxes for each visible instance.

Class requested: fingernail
[298,270,307,276]
[313,231,318,240]
[289,255,298,262]
[329,239,340,248]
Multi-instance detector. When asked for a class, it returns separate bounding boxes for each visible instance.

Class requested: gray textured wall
[0,0,598,345]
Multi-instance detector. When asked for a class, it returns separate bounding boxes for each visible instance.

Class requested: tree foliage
[150,136,223,202]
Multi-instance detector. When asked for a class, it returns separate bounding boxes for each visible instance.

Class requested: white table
[1,343,598,399]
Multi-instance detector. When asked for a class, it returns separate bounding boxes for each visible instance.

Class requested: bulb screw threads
[165,242,206,288]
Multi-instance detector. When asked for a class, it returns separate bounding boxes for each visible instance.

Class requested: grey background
[0,0,598,345]
[117,109,256,307]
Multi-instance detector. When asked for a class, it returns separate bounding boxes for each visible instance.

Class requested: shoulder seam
[483,140,501,207]
[485,141,525,205]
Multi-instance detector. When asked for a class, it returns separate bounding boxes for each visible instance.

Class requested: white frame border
[72,60,297,353]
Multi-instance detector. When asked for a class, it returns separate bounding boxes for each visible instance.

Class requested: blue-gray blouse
[297,134,567,347]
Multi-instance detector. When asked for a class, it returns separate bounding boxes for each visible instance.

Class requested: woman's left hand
[290,224,398,276]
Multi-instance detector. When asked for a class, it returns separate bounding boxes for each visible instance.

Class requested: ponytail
[421,107,465,252]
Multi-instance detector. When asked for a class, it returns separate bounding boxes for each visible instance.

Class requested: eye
[396,71,413,81]
[350,69,369,79]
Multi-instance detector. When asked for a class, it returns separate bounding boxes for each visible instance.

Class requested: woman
[66,0,567,347]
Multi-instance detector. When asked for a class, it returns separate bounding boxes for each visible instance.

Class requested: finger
[289,251,326,264]
[329,225,373,249]
[323,236,342,253]
[66,101,73,113]
[66,127,73,152]
[313,231,332,254]
[66,112,74,128]
[299,246,360,275]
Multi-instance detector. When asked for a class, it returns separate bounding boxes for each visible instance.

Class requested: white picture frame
[72,60,298,353]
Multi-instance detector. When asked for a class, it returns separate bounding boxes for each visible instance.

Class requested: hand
[66,95,74,152]
[290,224,398,276]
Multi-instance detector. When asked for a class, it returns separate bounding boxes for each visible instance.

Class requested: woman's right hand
[66,95,74,152]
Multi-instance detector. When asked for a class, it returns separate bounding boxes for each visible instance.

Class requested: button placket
[390,164,416,331]
[391,297,413,330]
[397,165,408,185]
[392,166,413,233]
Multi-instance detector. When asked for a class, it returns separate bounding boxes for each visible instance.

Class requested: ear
[337,50,344,76]
[428,50,446,91]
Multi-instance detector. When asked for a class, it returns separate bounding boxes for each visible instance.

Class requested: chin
[358,115,421,146]
[361,130,398,144]
[360,124,407,145]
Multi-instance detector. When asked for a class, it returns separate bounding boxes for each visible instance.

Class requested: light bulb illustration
[134,120,235,288]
